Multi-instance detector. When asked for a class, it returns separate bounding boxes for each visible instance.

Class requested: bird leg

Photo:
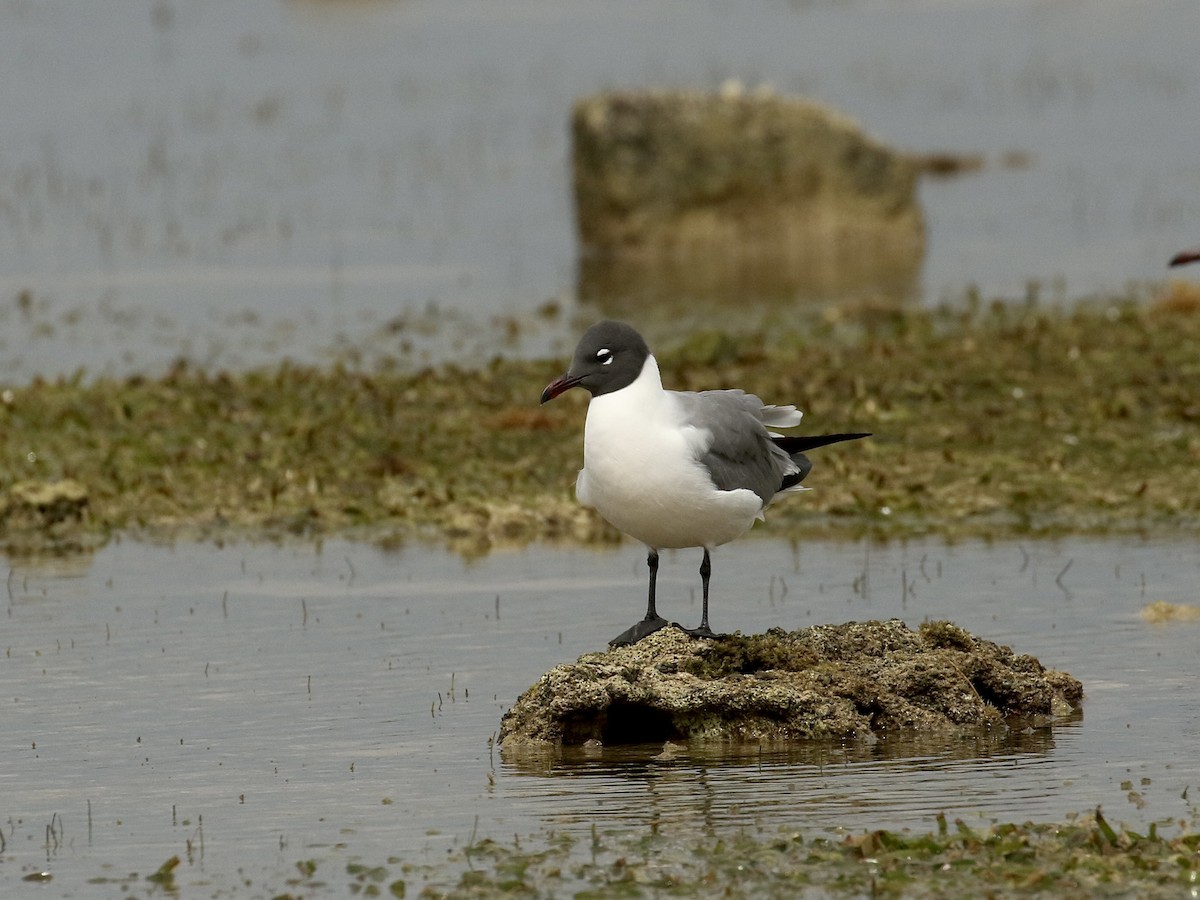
[609,549,670,646]
[683,548,724,640]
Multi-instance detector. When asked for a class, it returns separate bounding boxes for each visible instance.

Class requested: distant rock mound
[499,620,1082,750]
[572,87,925,307]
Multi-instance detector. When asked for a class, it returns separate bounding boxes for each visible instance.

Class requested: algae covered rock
[498,620,1082,750]
[3,479,89,524]
[1,478,91,552]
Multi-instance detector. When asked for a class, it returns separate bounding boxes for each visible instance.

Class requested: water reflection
[577,246,921,332]
[506,721,1073,775]
[5,548,97,581]
[500,721,1079,833]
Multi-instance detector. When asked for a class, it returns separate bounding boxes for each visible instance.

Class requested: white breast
[576,356,764,550]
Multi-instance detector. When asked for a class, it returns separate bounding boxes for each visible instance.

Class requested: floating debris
[1140,601,1200,624]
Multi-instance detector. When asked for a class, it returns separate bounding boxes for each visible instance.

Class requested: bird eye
[596,348,613,366]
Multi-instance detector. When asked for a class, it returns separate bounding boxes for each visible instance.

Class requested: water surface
[3,535,1198,894]
[1,0,1197,379]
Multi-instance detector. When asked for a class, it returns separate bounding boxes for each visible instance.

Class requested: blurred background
[0,0,1197,381]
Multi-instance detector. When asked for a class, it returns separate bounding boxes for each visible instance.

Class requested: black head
[540,321,651,403]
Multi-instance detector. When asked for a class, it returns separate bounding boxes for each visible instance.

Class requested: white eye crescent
[596,348,613,365]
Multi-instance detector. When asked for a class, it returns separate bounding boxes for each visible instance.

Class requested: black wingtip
[776,433,869,491]
[772,432,871,454]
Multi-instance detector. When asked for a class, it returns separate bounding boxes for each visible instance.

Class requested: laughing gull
[541,320,869,646]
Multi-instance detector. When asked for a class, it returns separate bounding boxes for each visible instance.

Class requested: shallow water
[2,535,1198,894]
[1,0,1198,380]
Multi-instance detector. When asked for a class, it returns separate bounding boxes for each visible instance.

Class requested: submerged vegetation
[401,810,1200,899]
[2,296,1197,555]
[102,807,1200,898]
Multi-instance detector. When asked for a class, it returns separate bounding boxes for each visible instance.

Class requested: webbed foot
[609,615,671,647]
[681,624,726,641]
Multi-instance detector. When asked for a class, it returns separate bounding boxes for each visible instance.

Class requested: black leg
[683,548,723,640]
[646,548,659,619]
[609,548,671,646]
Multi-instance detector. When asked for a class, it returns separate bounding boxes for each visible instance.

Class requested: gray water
[3,535,1198,895]
[1,0,1198,380]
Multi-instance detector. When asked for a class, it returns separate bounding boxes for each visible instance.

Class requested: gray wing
[673,389,800,506]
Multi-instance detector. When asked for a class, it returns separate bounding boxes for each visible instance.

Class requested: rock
[572,87,925,308]
[2,479,89,527]
[498,620,1082,751]
[0,479,91,553]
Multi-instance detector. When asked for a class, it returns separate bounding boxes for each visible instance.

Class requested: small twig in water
[465,815,480,870]
[1055,559,1074,597]
[45,813,61,851]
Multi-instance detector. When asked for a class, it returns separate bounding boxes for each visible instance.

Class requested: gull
[540,320,869,646]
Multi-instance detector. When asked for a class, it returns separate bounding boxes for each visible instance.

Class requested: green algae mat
[3,299,1197,554]
[88,808,1200,898]
[367,811,1200,899]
